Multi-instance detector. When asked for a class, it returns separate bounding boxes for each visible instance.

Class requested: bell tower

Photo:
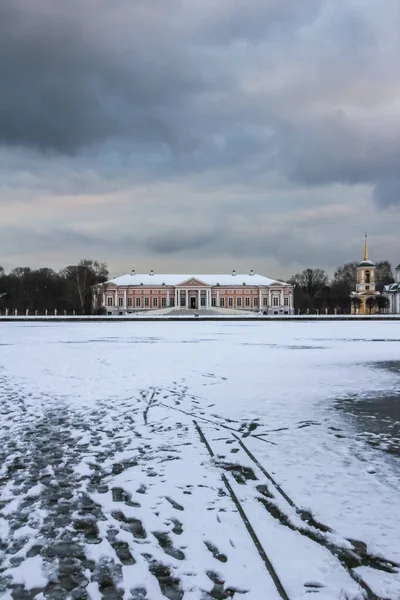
[356,234,376,293]
[351,234,377,314]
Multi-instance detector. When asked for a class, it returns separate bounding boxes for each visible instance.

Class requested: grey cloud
[145,232,216,254]
[276,113,400,188]
[373,177,400,208]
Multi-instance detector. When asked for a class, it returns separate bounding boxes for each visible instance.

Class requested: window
[170,298,175,307]
[228,297,233,307]
[273,296,279,306]
[365,285,370,291]
[211,297,216,307]
[201,296,206,306]
[263,297,268,306]
[162,297,167,307]
[153,297,158,308]
[284,297,289,306]
[118,297,123,307]
[365,271,370,284]
[254,297,259,307]
[220,298,225,307]
[245,297,250,307]
[127,297,132,307]
[107,297,113,306]
[136,297,141,308]
[145,297,149,307]
[237,297,242,307]
[180,295,185,307]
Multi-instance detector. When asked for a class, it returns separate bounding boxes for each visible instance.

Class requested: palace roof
[384,282,400,293]
[105,273,290,287]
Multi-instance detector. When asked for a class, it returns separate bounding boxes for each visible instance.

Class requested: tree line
[0,259,395,315]
[0,260,108,315]
[288,261,394,314]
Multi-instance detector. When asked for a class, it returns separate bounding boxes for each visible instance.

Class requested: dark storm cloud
[1,0,400,214]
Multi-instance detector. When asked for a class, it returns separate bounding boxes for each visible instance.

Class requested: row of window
[108,296,290,308]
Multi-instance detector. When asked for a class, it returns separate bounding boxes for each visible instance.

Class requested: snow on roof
[105,273,290,287]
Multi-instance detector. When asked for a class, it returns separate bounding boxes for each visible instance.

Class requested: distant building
[96,271,294,314]
[350,235,378,314]
[383,265,400,314]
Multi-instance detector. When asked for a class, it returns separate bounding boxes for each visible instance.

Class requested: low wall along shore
[0,315,399,322]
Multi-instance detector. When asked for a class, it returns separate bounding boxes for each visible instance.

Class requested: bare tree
[375,261,394,292]
[289,268,329,298]
[351,297,362,312]
[366,297,377,314]
[334,262,357,290]
[376,295,390,313]
[62,260,108,314]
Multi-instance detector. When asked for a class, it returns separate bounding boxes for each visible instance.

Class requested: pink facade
[97,273,294,314]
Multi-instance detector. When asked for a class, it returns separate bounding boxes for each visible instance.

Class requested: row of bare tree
[0,260,108,315]
[0,259,395,315]
[288,261,394,313]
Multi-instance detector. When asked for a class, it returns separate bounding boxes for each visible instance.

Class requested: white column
[102,292,105,307]
[259,288,262,309]
[216,290,220,307]
[167,291,170,307]
[185,289,188,309]
[115,289,118,307]
[124,289,127,309]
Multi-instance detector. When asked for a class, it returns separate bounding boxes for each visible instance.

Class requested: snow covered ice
[1,320,400,600]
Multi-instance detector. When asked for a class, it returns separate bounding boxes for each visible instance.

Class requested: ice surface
[0,320,400,599]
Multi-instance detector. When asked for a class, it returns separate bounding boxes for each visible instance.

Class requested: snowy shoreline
[1,314,400,322]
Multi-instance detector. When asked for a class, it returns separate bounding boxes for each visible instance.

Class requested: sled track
[193,420,290,600]
[234,433,398,600]
[194,420,398,600]
[160,401,277,445]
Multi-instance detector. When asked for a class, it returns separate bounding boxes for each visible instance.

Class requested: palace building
[383,265,400,314]
[350,235,378,315]
[96,270,294,314]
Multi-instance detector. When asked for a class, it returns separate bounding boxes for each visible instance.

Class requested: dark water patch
[335,392,400,459]
[373,360,400,375]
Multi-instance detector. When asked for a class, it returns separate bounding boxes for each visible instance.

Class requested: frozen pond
[1,321,400,599]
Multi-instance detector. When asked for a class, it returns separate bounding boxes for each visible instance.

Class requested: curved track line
[193,420,290,600]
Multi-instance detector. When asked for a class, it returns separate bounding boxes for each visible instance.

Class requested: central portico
[175,277,212,309]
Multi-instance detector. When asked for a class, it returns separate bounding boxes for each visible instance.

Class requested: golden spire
[364,232,368,261]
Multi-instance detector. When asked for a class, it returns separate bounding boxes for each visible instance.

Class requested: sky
[0,0,399,280]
